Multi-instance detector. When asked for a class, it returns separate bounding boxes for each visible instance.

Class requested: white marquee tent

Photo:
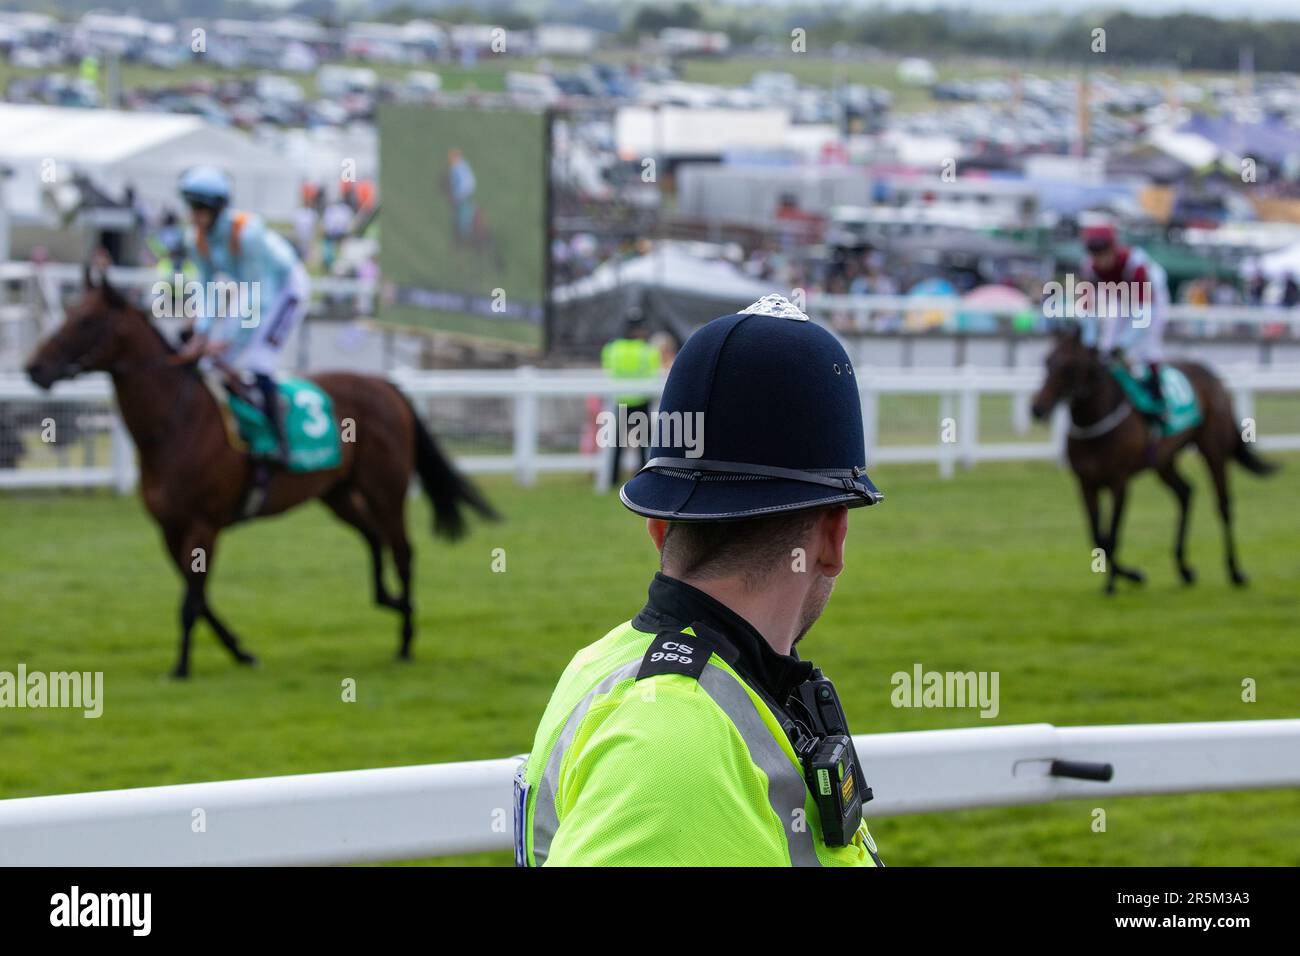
[0,104,302,224]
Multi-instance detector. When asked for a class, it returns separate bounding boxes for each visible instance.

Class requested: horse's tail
[1190,362,1280,479]
[1234,433,1280,477]
[399,391,500,539]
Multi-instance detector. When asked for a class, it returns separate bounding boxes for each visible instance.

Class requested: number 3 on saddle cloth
[205,374,343,518]
[1108,362,1203,438]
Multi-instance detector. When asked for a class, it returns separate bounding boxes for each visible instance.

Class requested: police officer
[517,294,885,867]
[600,309,661,487]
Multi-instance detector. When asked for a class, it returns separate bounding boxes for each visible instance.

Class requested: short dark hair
[660,508,827,589]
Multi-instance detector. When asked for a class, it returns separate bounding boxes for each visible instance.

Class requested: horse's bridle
[55,306,199,447]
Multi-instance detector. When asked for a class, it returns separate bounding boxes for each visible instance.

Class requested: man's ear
[646,518,668,554]
[815,507,849,578]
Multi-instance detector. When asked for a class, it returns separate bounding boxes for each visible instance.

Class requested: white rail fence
[0,719,1295,865]
[5,261,1300,375]
[1,365,1297,492]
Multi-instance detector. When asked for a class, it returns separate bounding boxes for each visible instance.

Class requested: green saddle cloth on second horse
[1109,363,1203,438]
[227,377,343,473]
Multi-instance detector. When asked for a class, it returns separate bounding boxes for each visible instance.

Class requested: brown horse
[25,272,498,676]
[1030,327,1277,594]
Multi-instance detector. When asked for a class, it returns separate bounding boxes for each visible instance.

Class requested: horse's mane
[82,272,179,358]
[128,304,179,356]
[96,284,180,358]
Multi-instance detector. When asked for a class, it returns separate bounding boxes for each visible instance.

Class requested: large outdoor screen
[379,104,547,348]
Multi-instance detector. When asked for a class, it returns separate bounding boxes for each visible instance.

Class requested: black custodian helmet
[620,294,882,521]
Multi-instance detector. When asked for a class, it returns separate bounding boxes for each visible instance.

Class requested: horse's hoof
[1179,566,1196,585]
[1115,566,1144,585]
[168,667,190,680]
[1231,571,1249,588]
[237,654,261,668]
[396,649,413,662]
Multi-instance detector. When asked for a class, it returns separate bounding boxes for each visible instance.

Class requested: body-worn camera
[787,669,873,848]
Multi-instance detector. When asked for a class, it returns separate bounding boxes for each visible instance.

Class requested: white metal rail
[0,719,1295,866]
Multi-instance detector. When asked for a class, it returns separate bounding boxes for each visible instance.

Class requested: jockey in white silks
[1078,221,1171,412]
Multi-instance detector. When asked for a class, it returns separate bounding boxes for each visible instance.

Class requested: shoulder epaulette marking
[635,622,737,681]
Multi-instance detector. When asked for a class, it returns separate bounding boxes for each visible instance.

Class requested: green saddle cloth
[227,378,342,473]
[1109,363,1202,437]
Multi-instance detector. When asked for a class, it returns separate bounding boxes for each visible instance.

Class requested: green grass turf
[1,453,1297,865]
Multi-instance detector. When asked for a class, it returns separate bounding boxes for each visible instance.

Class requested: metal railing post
[110,410,137,494]
[959,368,978,469]
[938,392,956,479]
[513,366,538,487]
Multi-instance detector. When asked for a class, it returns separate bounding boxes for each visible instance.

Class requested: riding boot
[255,372,289,467]
[1143,362,1164,456]
[1145,362,1164,411]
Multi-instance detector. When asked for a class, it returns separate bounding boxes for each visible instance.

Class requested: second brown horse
[1031,327,1276,594]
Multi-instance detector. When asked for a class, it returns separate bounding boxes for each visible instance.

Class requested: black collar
[633,572,815,709]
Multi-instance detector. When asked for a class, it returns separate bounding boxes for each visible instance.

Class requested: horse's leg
[387,524,414,660]
[202,599,259,668]
[191,533,258,667]
[1155,460,1195,584]
[1078,479,1108,589]
[1104,480,1145,592]
[361,491,414,660]
[1205,453,1247,586]
[164,522,256,677]
[163,522,202,678]
[345,386,423,661]
[323,485,400,610]
[351,478,416,658]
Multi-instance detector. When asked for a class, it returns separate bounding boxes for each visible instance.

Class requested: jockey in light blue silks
[174,166,311,465]
[1077,220,1171,415]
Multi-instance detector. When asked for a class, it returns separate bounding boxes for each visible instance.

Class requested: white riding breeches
[233,264,310,376]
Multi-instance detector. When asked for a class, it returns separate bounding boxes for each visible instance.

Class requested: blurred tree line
[6,0,1296,74]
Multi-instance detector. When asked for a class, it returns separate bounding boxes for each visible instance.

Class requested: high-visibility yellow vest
[517,620,881,866]
[601,338,660,407]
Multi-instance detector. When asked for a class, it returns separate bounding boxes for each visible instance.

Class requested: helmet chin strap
[638,456,883,504]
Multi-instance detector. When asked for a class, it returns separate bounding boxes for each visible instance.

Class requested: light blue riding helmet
[178,166,232,211]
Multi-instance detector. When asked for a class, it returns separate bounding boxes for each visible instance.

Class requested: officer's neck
[680,575,803,657]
